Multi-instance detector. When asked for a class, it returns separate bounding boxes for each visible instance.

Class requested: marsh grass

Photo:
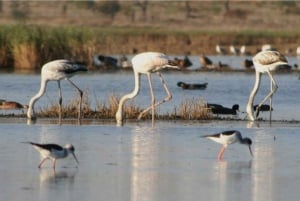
[35,91,211,120]
[1,24,300,70]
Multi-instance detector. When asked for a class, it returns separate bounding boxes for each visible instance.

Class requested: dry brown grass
[176,98,212,120]
[35,91,211,120]
[12,43,40,69]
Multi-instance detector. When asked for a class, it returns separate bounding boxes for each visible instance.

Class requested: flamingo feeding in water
[27,59,87,120]
[246,50,288,121]
[115,52,179,126]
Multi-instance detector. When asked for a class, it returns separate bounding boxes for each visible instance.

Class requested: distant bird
[0,101,28,110]
[115,52,179,126]
[243,59,254,69]
[27,59,87,120]
[24,142,79,169]
[207,104,240,115]
[229,45,239,55]
[173,55,192,69]
[240,45,247,55]
[200,54,213,68]
[119,55,132,68]
[93,54,118,69]
[261,44,275,51]
[216,44,226,54]
[253,104,273,118]
[202,130,253,160]
[296,47,300,57]
[177,81,208,90]
[246,51,288,121]
[217,61,230,68]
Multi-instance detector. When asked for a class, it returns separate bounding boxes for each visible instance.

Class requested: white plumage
[115,52,179,126]
[246,50,288,121]
[27,59,87,120]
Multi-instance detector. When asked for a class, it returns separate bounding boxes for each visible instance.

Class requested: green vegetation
[2,24,300,70]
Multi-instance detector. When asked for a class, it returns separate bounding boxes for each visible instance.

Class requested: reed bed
[35,91,211,120]
[1,24,300,70]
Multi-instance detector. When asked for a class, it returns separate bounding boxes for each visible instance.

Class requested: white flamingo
[115,52,179,126]
[246,50,288,121]
[27,59,87,120]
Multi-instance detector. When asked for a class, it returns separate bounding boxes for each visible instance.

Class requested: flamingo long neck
[116,72,140,125]
[27,79,48,119]
[246,71,261,121]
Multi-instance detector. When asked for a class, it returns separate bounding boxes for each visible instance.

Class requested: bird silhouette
[177,81,208,90]
[27,59,87,121]
[207,104,240,115]
[115,52,179,126]
[246,50,288,121]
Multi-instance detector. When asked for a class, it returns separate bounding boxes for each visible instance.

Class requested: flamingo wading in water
[115,52,179,126]
[27,59,87,120]
[246,50,288,121]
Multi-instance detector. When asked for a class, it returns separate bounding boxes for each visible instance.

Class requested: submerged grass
[35,92,211,120]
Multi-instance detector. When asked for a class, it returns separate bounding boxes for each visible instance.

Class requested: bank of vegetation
[1,25,300,70]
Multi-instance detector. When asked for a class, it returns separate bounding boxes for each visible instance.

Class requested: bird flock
[1,47,292,164]
[1,48,289,123]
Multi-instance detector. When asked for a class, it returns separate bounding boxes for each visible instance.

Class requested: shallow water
[1,66,300,121]
[1,55,300,201]
[1,120,300,201]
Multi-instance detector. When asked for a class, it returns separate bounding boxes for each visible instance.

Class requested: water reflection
[39,168,77,201]
[39,169,77,185]
[130,125,159,201]
[252,129,275,201]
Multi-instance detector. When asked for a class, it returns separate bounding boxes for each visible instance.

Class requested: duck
[177,81,208,90]
[243,59,254,69]
[173,55,193,69]
[253,104,273,118]
[207,104,240,115]
[0,100,28,110]
[200,54,213,68]
[93,54,118,69]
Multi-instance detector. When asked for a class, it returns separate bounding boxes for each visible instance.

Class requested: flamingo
[115,52,179,126]
[27,59,87,120]
[246,50,288,121]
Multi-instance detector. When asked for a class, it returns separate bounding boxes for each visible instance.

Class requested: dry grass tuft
[176,98,212,120]
[35,92,211,120]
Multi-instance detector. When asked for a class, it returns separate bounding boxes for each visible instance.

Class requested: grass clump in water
[35,92,211,120]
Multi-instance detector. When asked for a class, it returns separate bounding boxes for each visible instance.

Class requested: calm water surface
[0,55,300,201]
[0,120,300,201]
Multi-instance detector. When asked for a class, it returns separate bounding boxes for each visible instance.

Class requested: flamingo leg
[137,72,172,120]
[148,73,155,126]
[255,71,278,119]
[57,81,62,121]
[67,79,83,120]
[38,158,48,168]
[218,146,226,161]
